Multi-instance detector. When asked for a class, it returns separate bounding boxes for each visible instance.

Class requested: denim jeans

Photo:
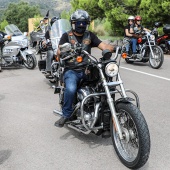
[46,50,53,72]
[62,70,86,118]
[125,38,137,53]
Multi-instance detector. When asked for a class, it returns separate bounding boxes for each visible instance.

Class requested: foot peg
[53,109,63,116]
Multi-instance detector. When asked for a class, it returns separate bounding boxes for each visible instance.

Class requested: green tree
[3,1,41,32]
[70,0,170,36]
[71,0,105,20]
[0,19,8,31]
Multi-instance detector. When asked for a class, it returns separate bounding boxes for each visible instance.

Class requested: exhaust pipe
[53,109,63,116]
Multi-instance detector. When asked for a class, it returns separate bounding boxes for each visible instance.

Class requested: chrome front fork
[99,66,124,140]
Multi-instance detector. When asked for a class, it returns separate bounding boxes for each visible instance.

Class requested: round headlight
[105,62,118,77]
[150,35,155,41]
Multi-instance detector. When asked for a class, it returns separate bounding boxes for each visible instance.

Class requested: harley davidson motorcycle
[53,43,151,169]
[38,19,71,83]
[0,24,37,69]
[122,23,164,69]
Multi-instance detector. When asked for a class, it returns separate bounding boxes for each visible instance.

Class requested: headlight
[150,35,155,41]
[105,62,118,77]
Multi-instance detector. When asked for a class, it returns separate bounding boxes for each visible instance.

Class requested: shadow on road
[60,126,112,149]
[0,150,12,165]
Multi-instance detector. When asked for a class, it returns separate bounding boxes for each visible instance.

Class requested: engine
[77,86,96,124]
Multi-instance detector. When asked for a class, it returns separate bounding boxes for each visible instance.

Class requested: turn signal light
[76,56,83,62]
[137,38,142,44]
[122,53,127,59]
[55,56,59,61]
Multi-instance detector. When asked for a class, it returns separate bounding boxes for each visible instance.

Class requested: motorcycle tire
[159,43,168,54]
[149,45,164,69]
[23,54,37,69]
[110,102,150,169]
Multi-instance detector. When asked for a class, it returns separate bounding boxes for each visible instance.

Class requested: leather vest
[64,30,91,70]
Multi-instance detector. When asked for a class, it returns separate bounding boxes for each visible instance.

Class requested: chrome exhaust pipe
[53,109,63,116]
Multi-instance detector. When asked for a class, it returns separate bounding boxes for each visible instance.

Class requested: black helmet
[50,16,60,26]
[70,9,91,24]
[70,10,91,34]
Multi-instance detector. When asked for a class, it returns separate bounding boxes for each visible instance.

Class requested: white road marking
[120,66,170,81]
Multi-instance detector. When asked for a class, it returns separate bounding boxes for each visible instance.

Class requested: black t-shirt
[124,24,133,37]
[59,31,102,48]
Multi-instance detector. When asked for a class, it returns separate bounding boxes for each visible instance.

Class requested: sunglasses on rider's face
[76,21,87,26]
[137,20,141,22]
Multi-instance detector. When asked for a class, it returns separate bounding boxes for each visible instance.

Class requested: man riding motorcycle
[42,16,60,77]
[54,9,115,127]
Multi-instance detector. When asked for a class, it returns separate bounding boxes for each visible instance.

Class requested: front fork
[99,67,126,140]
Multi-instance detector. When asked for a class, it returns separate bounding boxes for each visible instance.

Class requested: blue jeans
[62,70,86,118]
[125,38,137,53]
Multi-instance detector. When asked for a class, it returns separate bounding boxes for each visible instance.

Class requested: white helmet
[128,16,135,20]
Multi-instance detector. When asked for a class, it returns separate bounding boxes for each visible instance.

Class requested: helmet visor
[75,21,87,27]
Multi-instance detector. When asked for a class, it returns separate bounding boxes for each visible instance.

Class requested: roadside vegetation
[0,0,169,38]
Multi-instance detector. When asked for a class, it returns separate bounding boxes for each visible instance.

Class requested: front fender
[115,96,140,110]
[21,49,34,61]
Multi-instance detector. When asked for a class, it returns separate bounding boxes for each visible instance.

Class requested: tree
[3,1,41,32]
[0,20,8,31]
[71,0,105,20]
[70,0,170,36]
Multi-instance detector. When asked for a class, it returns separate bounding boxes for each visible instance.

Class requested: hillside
[0,0,71,19]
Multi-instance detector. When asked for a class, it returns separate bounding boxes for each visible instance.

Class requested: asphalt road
[0,48,170,170]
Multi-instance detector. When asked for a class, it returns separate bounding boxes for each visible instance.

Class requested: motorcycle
[38,19,71,83]
[156,24,170,54]
[122,24,164,69]
[0,24,37,69]
[53,43,151,169]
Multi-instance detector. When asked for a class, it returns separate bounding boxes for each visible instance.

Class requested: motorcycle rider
[54,9,115,127]
[42,16,59,77]
[124,16,139,57]
[134,15,151,34]
[0,31,7,72]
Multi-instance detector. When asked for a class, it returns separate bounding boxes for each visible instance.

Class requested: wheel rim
[113,109,139,162]
[149,47,162,67]
[24,55,34,68]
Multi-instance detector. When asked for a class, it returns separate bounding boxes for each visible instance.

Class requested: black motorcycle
[156,24,170,54]
[122,23,164,69]
[53,43,151,169]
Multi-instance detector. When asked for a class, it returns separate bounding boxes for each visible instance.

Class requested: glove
[102,49,112,60]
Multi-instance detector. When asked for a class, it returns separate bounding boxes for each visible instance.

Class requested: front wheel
[110,102,150,169]
[149,46,164,69]
[23,54,37,69]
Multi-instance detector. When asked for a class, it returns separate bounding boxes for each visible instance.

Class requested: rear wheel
[23,54,37,69]
[149,45,164,69]
[110,102,150,169]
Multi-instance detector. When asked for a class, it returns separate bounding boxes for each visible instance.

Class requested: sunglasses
[137,20,141,21]
[75,21,87,26]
